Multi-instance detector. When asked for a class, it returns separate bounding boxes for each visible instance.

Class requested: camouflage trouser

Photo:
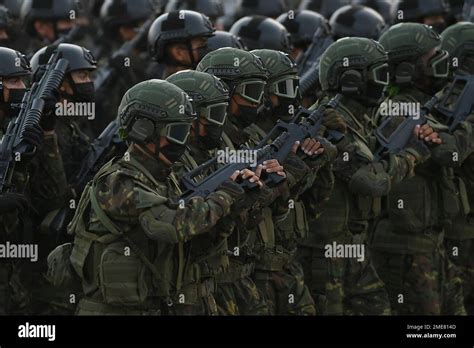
[297,237,391,315]
[371,247,466,315]
[444,238,474,315]
[0,261,33,315]
[253,259,316,315]
[214,261,268,315]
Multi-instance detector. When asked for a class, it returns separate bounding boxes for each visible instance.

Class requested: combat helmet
[379,23,449,84]
[319,37,389,105]
[441,22,474,75]
[118,79,195,148]
[229,16,292,53]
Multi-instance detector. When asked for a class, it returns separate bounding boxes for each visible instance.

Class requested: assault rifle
[0,51,68,193]
[179,94,343,202]
[374,95,439,161]
[296,28,333,76]
[93,18,153,97]
[434,73,474,133]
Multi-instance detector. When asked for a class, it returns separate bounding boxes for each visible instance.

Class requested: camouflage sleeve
[430,115,474,167]
[97,170,237,243]
[333,131,424,197]
[29,133,68,217]
[300,162,335,218]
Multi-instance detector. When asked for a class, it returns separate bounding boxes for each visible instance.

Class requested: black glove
[0,192,29,214]
[40,88,60,131]
[22,123,43,148]
[405,133,431,163]
[217,179,246,201]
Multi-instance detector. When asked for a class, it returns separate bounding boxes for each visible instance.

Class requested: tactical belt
[77,297,163,316]
[254,246,293,271]
[214,262,254,283]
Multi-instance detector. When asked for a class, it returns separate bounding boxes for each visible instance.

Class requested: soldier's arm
[334,129,430,197]
[430,115,474,167]
[100,172,243,243]
[29,131,69,217]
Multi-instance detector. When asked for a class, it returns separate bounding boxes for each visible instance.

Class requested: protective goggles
[199,102,228,126]
[428,49,449,77]
[234,79,266,104]
[159,122,192,145]
[369,62,390,85]
[268,76,300,99]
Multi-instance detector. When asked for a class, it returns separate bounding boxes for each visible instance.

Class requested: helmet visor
[162,122,192,145]
[234,79,266,104]
[270,76,300,99]
[370,62,390,86]
[200,102,228,126]
[430,50,449,77]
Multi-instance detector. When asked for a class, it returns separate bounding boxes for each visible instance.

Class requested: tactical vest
[178,147,231,279]
[371,93,467,253]
[68,155,208,314]
[242,123,307,271]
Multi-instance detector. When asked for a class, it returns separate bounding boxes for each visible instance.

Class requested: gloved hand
[217,178,246,201]
[322,108,347,134]
[0,192,29,214]
[22,123,43,148]
[40,89,60,131]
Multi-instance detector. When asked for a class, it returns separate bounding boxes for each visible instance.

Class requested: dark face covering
[160,142,186,163]
[1,88,26,118]
[236,105,259,127]
[198,123,223,150]
[72,81,95,102]
[356,82,385,107]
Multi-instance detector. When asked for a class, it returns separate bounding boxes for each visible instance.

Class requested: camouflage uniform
[0,47,68,314]
[371,23,468,315]
[167,70,241,315]
[251,49,319,315]
[298,37,432,316]
[439,22,474,314]
[68,80,243,315]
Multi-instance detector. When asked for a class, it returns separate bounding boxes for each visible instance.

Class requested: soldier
[95,0,160,135]
[298,37,437,315]
[251,48,332,315]
[207,30,246,51]
[229,16,292,53]
[371,22,470,315]
[198,47,320,315]
[147,10,215,79]
[99,0,161,60]
[276,10,330,61]
[395,0,449,34]
[167,69,243,314]
[30,43,97,181]
[68,79,263,315]
[439,22,474,315]
[298,0,350,19]
[329,5,386,40]
[165,0,224,29]
[20,0,88,55]
[0,46,68,314]
[352,0,397,25]
[0,0,30,52]
[0,5,10,47]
